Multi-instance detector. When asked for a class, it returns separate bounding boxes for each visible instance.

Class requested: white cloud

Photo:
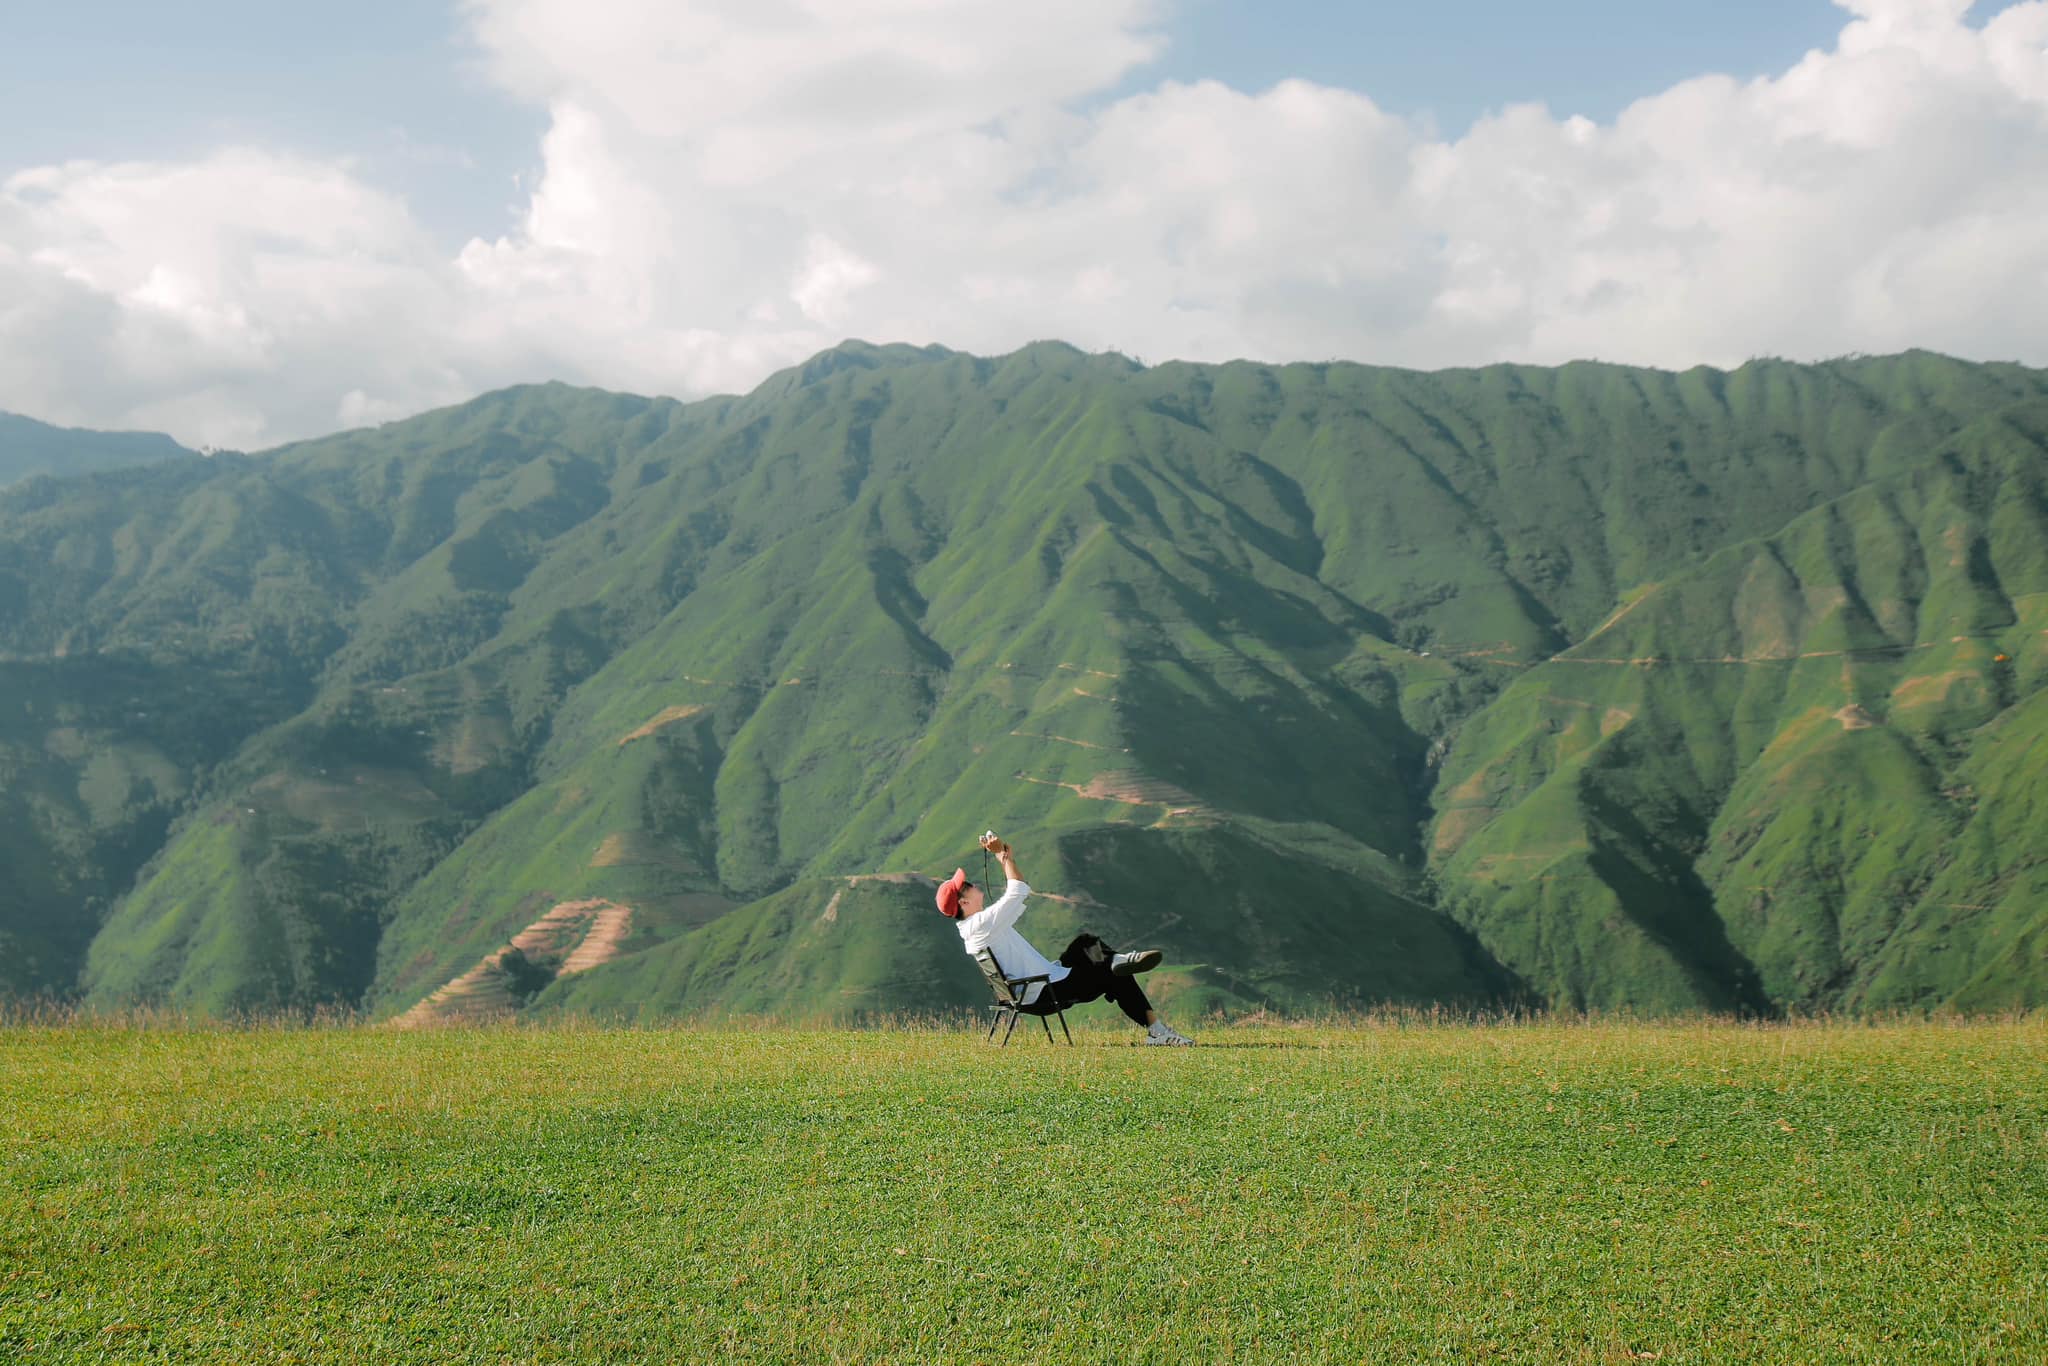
[0,152,475,447]
[789,235,881,325]
[462,0,1167,170]
[2,0,2046,446]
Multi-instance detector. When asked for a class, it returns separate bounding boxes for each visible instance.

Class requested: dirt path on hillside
[617,704,706,746]
[1439,629,2035,670]
[1014,769,1214,821]
[1011,729,1131,753]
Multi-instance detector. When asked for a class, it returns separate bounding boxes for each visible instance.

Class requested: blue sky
[0,2,540,243]
[1,0,2044,446]
[1137,0,1860,124]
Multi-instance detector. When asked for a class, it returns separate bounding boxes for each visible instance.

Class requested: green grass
[5,1017,2043,1363]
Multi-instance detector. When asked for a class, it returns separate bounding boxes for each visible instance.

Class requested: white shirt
[957,878,1070,1004]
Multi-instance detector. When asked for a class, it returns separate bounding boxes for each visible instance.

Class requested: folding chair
[974,948,1073,1046]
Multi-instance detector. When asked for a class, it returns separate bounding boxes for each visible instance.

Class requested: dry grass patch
[617,703,707,747]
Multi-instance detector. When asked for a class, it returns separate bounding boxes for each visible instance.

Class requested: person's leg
[1102,974,1154,1027]
[1060,934,1110,971]
[1061,934,1163,1028]
[1063,931,1161,978]
[1021,975,1088,1015]
[1036,936,1104,1010]
[1058,936,1120,998]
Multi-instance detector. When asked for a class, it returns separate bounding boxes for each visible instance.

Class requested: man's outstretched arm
[980,834,1030,929]
[984,833,1023,885]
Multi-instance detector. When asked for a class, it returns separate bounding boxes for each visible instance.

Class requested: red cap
[936,868,970,918]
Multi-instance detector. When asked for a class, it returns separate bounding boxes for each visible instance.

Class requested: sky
[0,0,2043,448]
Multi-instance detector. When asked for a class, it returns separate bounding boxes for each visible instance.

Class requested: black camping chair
[974,948,1073,1046]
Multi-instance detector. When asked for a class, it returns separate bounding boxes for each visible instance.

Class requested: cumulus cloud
[0,152,476,447]
[2,0,2045,446]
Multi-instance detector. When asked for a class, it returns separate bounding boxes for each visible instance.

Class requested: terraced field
[392,900,634,1027]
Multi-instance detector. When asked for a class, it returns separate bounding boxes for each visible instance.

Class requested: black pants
[1026,933,1152,1026]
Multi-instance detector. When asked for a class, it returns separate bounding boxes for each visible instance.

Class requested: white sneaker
[1144,1022,1194,1046]
[1111,950,1162,976]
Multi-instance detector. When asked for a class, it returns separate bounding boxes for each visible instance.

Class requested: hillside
[2,345,2044,1016]
[0,411,194,489]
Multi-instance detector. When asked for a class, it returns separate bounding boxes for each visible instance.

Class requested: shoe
[1144,1022,1194,1046]
[1111,950,1162,976]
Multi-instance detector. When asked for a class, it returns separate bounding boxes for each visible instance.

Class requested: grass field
[4,1015,2044,1364]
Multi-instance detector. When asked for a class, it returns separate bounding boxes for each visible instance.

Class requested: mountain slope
[1430,400,2048,1009]
[3,345,2045,1016]
[0,412,194,489]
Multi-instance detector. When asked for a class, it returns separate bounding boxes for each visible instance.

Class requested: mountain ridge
[3,345,2044,1016]
[0,411,197,490]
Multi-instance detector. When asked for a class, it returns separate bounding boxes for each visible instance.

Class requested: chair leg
[1000,1009,1021,1047]
[1055,1008,1073,1046]
[986,1008,1001,1043]
[1038,1012,1055,1044]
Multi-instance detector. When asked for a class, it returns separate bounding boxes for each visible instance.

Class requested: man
[938,832,1194,1045]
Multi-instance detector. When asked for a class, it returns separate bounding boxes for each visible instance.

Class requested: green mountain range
[2,344,2044,1019]
[0,412,194,489]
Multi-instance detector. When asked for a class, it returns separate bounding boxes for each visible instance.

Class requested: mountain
[0,411,195,488]
[2,344,2044,1018]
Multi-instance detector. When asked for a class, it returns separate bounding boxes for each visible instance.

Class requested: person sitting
[938,833,1194,1046]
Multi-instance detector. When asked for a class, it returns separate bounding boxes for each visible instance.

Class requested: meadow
[3,1013,2043,1364]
